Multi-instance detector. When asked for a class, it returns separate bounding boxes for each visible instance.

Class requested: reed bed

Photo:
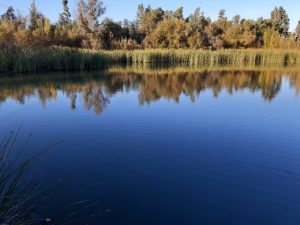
[1,45,300,73]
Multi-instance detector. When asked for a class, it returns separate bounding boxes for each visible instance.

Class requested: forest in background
[1,0,300,50]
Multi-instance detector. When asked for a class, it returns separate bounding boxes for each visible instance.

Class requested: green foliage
[56,0,72,37]
[0,2,299,50]
[76,0,106,49]
[270,6,290,37]
[137,5,164,36]
[224,18,257,48]
[263,29,280,48]
[205,23,225,49]
[145,18,187,49]
[1,6,16,22]
[61,0,71,22]
[29,1,38,32]
[186,8,209,48]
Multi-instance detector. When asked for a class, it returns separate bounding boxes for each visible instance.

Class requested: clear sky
[0,0,299,31]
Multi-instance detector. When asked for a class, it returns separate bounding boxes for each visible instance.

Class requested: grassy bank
[1,45,300,73]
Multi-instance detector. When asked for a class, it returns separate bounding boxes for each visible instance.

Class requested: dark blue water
[1,69,300,225]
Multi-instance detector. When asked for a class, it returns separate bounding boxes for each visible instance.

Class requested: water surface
[1,67,300,225]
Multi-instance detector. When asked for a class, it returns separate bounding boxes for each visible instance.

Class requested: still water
[1,67,300,225]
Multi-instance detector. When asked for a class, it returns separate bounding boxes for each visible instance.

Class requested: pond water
[1,67,300,225]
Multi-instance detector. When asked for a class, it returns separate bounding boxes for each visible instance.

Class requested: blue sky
[0,0,299,30]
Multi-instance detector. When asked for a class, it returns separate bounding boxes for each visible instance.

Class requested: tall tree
[137,5,164,36]
[270,6,289,37]
[29,0,38,31]
[76,0,106,49]
[56,0,73,42]
[59,0,71,25]
[1,6,16,22]
[136,4,145,25]
[205,23,225,49]
[76,0,105,34]
[216,9,228,31]
[186,8,209,48]
[174,7,184,19]
[145,17,187,49]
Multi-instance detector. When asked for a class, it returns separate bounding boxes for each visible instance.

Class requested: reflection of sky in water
[0,70,300,225]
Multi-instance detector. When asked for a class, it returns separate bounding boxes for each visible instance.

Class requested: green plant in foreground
[0,126,62,225]
[0,127,100,225]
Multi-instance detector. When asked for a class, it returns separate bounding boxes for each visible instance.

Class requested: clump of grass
[0,126,42,225]
[0,45,109,73]
[1,45,300,73]
[0,127,100,225]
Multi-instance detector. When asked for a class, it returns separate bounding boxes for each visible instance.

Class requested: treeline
[1,0,300,50]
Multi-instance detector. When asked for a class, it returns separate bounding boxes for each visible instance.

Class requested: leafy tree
[122,20,142,43]
[186,8,209,48]
[251,17,271,47]
[224,26,241,48]
[224,15,242,48]
[0,9,29,46]
[99,18,122,49]
[232,15,240,26]
[205,23,225,49]
[27,1,53,45]
[216,9,228,31]
[1,6,16,22]
[77,0,106,34]
[145,17,187,49]
[55,0,78,46]
[59,0,71,25]
[174,7,184,19]
[270,6,289,37]
[137,4,144,23]
[240,19,256,47]
[263,28,279,48]
[0,1,299,50]
[29,1,39,31]
[76,0,106,49]
[137,5,164,36]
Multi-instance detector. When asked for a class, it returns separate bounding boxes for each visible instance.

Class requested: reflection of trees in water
[38,86,58,107]
[120,70,284,103]
[0,69,299,115]
[0,81,110,115]
[82,87,110,115]
[63,83,110,115]
[65,87,109,114]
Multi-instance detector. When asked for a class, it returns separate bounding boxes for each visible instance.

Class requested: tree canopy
[0,1,299,50]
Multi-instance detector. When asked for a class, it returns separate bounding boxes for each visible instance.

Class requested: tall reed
[0,127,100,225]
[0,127,42,225]
[1,45,300,73]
